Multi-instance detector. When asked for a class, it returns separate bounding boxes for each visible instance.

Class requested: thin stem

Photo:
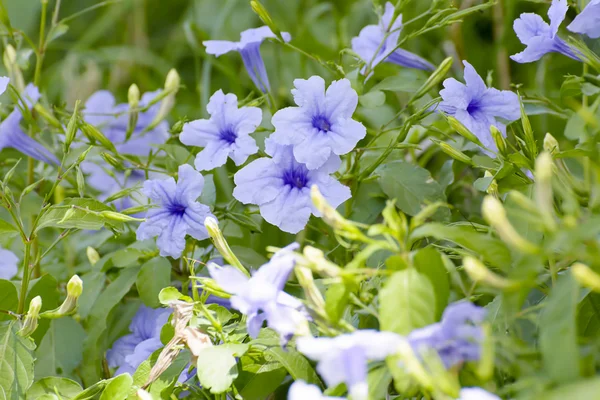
[33,0,48,87]
[17,239,32,314]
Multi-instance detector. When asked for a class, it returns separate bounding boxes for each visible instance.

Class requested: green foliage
[0,322,36,399]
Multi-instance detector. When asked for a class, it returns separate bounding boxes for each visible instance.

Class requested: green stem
[17,239,32,314]
[33,0,48,87]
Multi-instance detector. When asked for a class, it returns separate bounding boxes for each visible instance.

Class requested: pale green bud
[302,246,342,278]
[572,263,600,293]
[411,57,453,102]
[250,0,283,41]
[294,265,326,313]
[59,207,77,224]
[311,185,363,240]
[484,171,498,196]
[490,125,507,156]
[64,100,80,153]
[100,152,123,170]
[86,246,100,265]
[34,104,63,129]
[128,84,140,108]
[3,45,24,92]
[543,133,559,154]
[164,69,180,93]
[534,152,556,231]
[204,217,248,276]
[81,123,117,153]
[463,256,518,290]
[446,115,483,147]
[99,210,144,222]
[434,140,473,165]
[18,296,42,337]
[41,275,83,318]
[382,200,407,239]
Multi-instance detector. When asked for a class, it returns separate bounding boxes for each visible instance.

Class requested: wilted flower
[180,90,261,171]
[203,26,291,93]
[270,76,366,170]
[296,330,402,400]
[106,305,171,375]
[408,302,486,368]
[233,138,351,233]
[0,246,18,280]
[438,61,520,152]
[207,243,308,343]
[288,381,343,400]
[0,83,58,164]
[458,387,501,400]
[136,164,215,258]
[351,2,434,74]
[511,0,580,63]
[567,0,600,39]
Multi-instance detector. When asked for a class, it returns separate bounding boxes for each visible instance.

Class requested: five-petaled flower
[136,164,215,258]
[511,0,580,63]
[296,330,402,400]
[288,381,343,400]
[233,138,351,233]
[207,243,308,344]
[567,0,600,39]
[351,2,434,75]
[439,61,520,152]
[179,90,261,171]
[407,301,486,368]
[0,246,18,280]
[203,26,291,93]
[270,76,366,170]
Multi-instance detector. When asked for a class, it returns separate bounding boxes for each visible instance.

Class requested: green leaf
[0,279,18,322]
[0,219,18,237]
[36,198,123,232]
[226,213,262,233]
[371,70,426,93]
[158,287,184,305]
[577,291,600,338]
[136,258,171,307]
[325,282,351,323]
[110,248,144,268]
[26,377,82,399]
[196,344,249,394]
[413,247,449,319]
[99,374,133,400]
[379,269,436,335]
[378,161,447,216]
[367,365,392,400]
[236,367,287,400]
[359,90,386,108]
[34,317,86,379]
[229,246,268,270]
[539,272,580,384]
[540,377,600,400]
[0,321,36,399]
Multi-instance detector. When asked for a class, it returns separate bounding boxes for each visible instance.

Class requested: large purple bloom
[351,2,434,74]
[511,0,580,63]
[408,302,486,368]
[136,165,215,258]
[270,76,366,170]
[106,305,171,375]
[233,138,351,234]
[179,90,261,171]
[439,61,520,152]
[203,27,291,93]
[296,330,402,400]
[0,83,58,164]
[568,0,600,39]
[0,247,18,280]
[207,244,307,343]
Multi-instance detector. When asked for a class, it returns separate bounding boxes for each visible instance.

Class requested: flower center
[168,202,187,217]
[220,128,238,144]
[312,115,331,132]
[466,101,480,114]
[282,167,309,189]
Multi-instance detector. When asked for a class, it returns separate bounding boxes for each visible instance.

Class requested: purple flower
[233,138,351,233]
[207,244,307,343]
[80,162,147,210]
[0,247,18,280]
[511,0,580,63]
[288,381,343,400]
[136,164,215,259]
[106,305,171,375]
[568,0,600,39]
[408,302,486,368]
[179,90,261,171]
[296,330,402,400]
[203,27,291,93]
[84,90,169,156]
[351,2,434,74]
[270,76,366,170]
[0,83,58,164]
[439,61,520,152]
[459,388,501,400]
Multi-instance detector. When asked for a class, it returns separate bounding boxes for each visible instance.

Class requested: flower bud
[3,45,24,92]
[250,0,283,41]
[41,275,83,319]
[294,265,326,314]
[433,140,473,165]
[76,166,85,198]
[165,69,180,93]
[100,152,123,170]
[128,84,140,108]
[34,104,63,129]
[411,57,453,102]
[18,296,41,337]
[81,123,117,153]
[204,217,249,276]
[463,256,518,290]
[484,171,498,197]
[534,152,556,232]
[572,263,600,293]
[99,210,144,222]
[382,200,406,239]
[311,185,363,240]
[59,206,77,224]
[87,246,100,265]
[64,100,80,153]
[126,84,140,141]
[302,246,342,278]
[446,115,483,147]
[490,125,507,156]
[543,133,559,154]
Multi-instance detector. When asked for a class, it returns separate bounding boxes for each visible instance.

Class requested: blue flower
[0,83,58,164]
[296,330,402,400]
[351,2,434,75]
[80,162,146,210]
[511,0,580,63]
[0,247,18,280]
[568,0,600,39]
[233,138,351,233]
[270,76,366,170]
[179,90,261,171]
[408,302,486,368]
[288,381,344,400]
[136,164,215,259]
[207,243,308,343]
[439,61,520,152]
[458,388,501,400]
[106,305,171,375]
[203,27,291,93]
[84,90,169,156]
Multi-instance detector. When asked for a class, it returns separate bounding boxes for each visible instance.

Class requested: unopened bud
[100,210,144,223]
[77,146,92,163]
[294,265,325,313]
[3,45,24,92]
[476,323,494,381]
[250,0,283,41]
[543,133,559,154]
[41,275,83,319]
[382,200,406,239]
[302,246,342,278]
[76,166,85,197]
[34,104,63,129]
[534,152,556,231]
[64,100,80,153]
[59,206,76,224]
[434,140,473,165]
[204,217,248,276]
[18,296,42,336]
[484,171,498,196]
[87,246,100,265]
[81,123,117,153]
[165,69,180,93]
[412,57,453,103]
[446,116,483,148]
[100,152,123,170]
[572,263,600,292]
[463,256,518,290]
[311,185,363,239]
[121,205,149,215]
[490,125,507,156]
[128,84,140,108]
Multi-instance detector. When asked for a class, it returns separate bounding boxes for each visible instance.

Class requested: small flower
[179,90,261,171]
[203,26,291,93]
[458,388,501,400]
[270,76,366,170]
[351,2,434,75]
[439,61,520,152]
[0,83,58,164]
[233,138,351,233]
[136,164,215,258]
[106,305,171,375]
[207,243,307,343]
[408,302,486,368]
[288,381,344,400]
[511,0,580,63]
[568,0,600,39]
[0,247,18,280]
[296,330,402,400]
